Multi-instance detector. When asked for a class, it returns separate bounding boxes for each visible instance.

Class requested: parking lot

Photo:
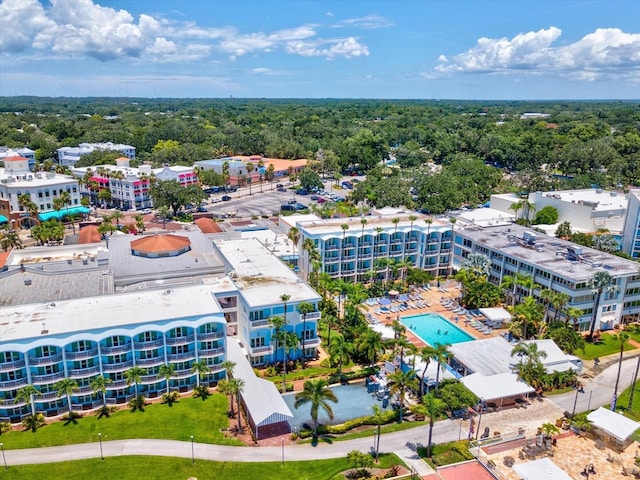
[205,187,310,218]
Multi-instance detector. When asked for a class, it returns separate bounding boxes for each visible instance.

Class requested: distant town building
[57,142,136,167]
[520,112,551,119]
[194,156,307,186]
[622,189,640,259]
[0,147,36,171]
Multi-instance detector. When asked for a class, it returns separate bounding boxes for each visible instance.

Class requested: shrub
[22,413,45,432]
[264,365,277,377]
[192,385,210,399]
[0,422,11,435]
[161,391,180,404]
[128,395,147,411]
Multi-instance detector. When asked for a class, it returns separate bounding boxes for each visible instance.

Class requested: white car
[211,197,222,203]
[139,208,152,214]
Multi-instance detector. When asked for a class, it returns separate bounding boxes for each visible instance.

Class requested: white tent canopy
[479,307,511,323]
[587,407,640,442]
[460,372,534,403]
[513,458,573,480]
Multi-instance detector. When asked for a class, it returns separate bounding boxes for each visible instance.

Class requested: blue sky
[1,0,639,99]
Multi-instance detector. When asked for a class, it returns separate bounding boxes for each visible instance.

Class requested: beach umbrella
[379,298,392,306]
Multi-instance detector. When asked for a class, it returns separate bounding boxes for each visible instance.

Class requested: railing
[167,352,196,362]
[39,391,62,400]
[303,338,321,348]
[28,353,63,365]
[141,374,161,383]
[248,345,273,355]
[174,369,194,379]
[101,344,132,354]
[301,311,321,320]
[199,347,224,357]
[76,385,94,394]
[0,359,26,371]
[136,356,164,366]
[106,379,127,388]
[165,334,194,345]
[0,398,26,407]
[343,254,356,260]
[32,371,65,383]
[325,244,339,250]
[65,348,98,360]
[198,330,224,340]
[208,365,225,374]
[251,319,271,328]
[133,339,164,349]
[102,360,134,372]
[68,365,100,377]
[324,256,339,262]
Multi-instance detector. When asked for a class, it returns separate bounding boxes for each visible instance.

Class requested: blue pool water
[401,313,474,346]
[283,381,390,431]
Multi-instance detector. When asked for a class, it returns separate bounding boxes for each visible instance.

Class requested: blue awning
[38,206,90,222]
[0,215,7,223]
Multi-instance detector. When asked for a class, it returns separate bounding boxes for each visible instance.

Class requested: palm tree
[551,292,570,322]
[372,404,385,461]
[613,332,630,405]
[508,200,524,220]
[431,343,451,390]
[357,329,384,366]
[302,237,316,281]
[340,223,349,276]
[16,384,40,416]
[157,206,171,229]
[191,359,211,388]
[270,315,286,365]
[158,363,175,396]
[124,365,147,399]
[230,377,245,431]
[587,271,620,341]
[448,217,457,275]
[461,253,491,278]
[323,313,338,351]
[412,393,446,457]
[0,228,22,251]
[510,342,547,383]
[134,213,145,235]
[297,302,314,369]
[539,288,554,324]
[54,378,79,415]
[419,345,437,396]
[90,375,113,411]
[294,379,338,437]
[220,360,236,380]
[388,369,418,423]
[111,209,125,229]
[246,162,255,195]
[329,335,352,374]
[280,330,299,393]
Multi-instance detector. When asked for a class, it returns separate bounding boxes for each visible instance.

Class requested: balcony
[301,311,321,321]
[199,347,224,358]
[141,374,161,384]
[28,353,63,365]
[39,390,62,400]
[342,254,356,260]
[251,319,271,328]
[325,244,339,251]
[101,344,132,355]
[174,368,194,379]
[0,398,26,407]
[341,269,356,275]
[359,241,372,247]
[65,348,98,360]
[165,334,194,346]
[208,365,225,375]
[32,371,65,383]
[76,385,94,394]
[324,256,339,263]
[198,330,224,341]
[68,366,100,377]
[0,378,28,389]
[102,360,134,372]
[106,379,128,388]
[248,344,273,355]
[137,356,165,367]
[0,359,25,372]
[302,337,321,349]
[133,339,164,350]
[167,352,196,362]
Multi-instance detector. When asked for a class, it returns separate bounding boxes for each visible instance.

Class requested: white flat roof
[455,208,515,227]
[513,458,572,480]
[461,372,534,402]
[214,238,320,308]
[531,189,628,212]
[0,285,222,342]
[587,407,640,442]
[297,214,450,236]
[241,230,295,257]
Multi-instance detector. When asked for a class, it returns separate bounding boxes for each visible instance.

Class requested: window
[250,337,266,347]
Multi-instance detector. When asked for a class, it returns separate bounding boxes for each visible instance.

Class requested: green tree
[298,167,323,191]
[613,332,630,401]
[555,221,572,239]
[16,384,40,417]
[371,404,385,461]
[357,329,384,366]
[90,375,113,412]
[294,379,338,437]
[342,128,388,171]
[388,369,419,423]
[54,378,79,416]
[533,205,559,225]
[412,393,446,457]
[329,335,352,374]
[587,271,619,341]
[124,365,147,399]
[297,302,315,369]
[158,363,176,396]
[149,179,206,216]
[431,343,452,390]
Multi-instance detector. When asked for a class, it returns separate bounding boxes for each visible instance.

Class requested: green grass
[0,454,402,480]
[0,394,243,450]
[573,332,635,360]
[300,419,428,444]
[545,386,575,396]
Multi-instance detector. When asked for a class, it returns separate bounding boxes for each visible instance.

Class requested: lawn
[573,332,635,360]
[0,393,243,450]
[0,454,402,480]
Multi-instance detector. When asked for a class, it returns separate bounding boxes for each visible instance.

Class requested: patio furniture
[503,456,515,467]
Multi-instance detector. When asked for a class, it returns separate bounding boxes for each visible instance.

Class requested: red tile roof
[78,225,101,244]
[194,217,223,234]
[130,234,191,254]
[2,156,28,162]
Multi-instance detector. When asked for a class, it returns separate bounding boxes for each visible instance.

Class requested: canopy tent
[513,458,573,480]
[227,338,293,439]
[460,372,534,403]
[479,307,511,324]
[587,407,640,442]
[0,215,7,223]
[39,206,90,222]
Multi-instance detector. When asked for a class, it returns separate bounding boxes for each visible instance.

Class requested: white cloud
[434,27,640,81]
[0,0,370,63]
[333,14,393,29]
[250,67,291,76]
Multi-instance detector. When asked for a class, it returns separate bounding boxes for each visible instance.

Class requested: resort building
[213,238,322,367]
[0,285,228,423]
[57,142,136,167]
[453,224,640,331]
[291,208,455,282]
[0,147,36,171]
[0,155,82,227]
[71,159,198,210]
[622,189,640,259]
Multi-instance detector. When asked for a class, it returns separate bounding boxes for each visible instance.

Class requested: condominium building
[0,155,81,227]
[292,208,455,282]
[213,238,322,367]
[0,285,227,423]
[71,159,198,210]
[453,224,640,331]
[57,142,136,167]
[622,190,640,259]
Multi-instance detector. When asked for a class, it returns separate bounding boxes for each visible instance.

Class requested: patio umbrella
[398,294,409,302]
[388,290,400,296]
[379,298,392,306]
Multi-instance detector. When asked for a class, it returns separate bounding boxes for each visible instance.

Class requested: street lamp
[281,438,285,466]
[475,398,485,440]
[190,435,194,464]
[98,432,103,460]
[0,442,6,470]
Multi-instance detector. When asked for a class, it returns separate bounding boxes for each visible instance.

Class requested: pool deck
[365,281,504,348]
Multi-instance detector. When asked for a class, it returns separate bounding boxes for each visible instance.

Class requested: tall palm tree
[413,393,446,458]
[461,253,491,278]
[431,343,452,390]
[551,292,570,322]
[156,206,171,229]
[16,384,40,416]
[287,227,300,258]
[269,315,286,364]
[448,217,457,275]
[372,404,385,461]
[388,369,418,423]
[280,330,299,392]
[357,329,384,366]
[297,302,314,369]
[587,271,619,341]
[191,359,211,387]
[54,378,78,415]
[508,200,524,220]
[158,363,175,395]
[124,365,147,398]
[90,375,113,410]
[419,345,437,396]
[539,288,554,324]
[246,162,255,195]
[613,332,630,406]
[111,210,125,229]
[329,335,352,374]
[340,223,349,277]
[0,228,22,251]
[230,377,245,431]
[220,360,236,380]
[294,379,338,437]
[302,238,316,281]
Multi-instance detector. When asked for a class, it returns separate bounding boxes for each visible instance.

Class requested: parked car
[139,208,152,215]
[277,186,287,192]
[287,199,298,205]
[310,195,320,201]
[211,197,222,203]
[341,181,353,189]
[296,189,309,195]
[196,206,208,212]
[281,204,296,211]
[276,183,284,188]
[316,197,327,203]
[221,195,232,201]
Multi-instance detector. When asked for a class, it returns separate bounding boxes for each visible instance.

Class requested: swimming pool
[401,313,474,346]
[283,381,390,431]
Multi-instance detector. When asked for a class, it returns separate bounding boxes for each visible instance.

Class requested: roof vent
[163,289,173,295]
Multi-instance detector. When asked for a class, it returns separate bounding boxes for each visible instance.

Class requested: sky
[0,0,639,100]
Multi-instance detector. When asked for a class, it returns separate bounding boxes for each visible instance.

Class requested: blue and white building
[57,142,136,167]
[622,189,640,259]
